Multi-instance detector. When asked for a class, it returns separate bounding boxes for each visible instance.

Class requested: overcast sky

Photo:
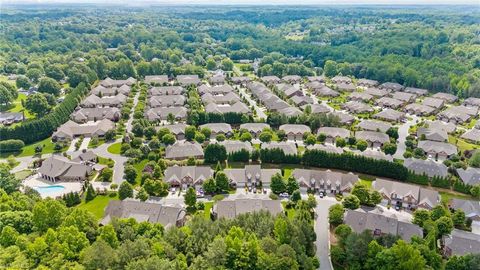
[3,0,479,5]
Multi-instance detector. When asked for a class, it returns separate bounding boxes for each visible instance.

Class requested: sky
[2,0,479,5]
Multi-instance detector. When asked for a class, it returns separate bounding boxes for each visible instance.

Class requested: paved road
[237,86,268,120]
[94,139,127,184]
[393,114,418,159]
[315,197,338,270]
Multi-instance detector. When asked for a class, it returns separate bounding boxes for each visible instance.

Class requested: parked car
[279,192,289,198]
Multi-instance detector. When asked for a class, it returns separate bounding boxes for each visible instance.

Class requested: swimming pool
[34,185,66,196]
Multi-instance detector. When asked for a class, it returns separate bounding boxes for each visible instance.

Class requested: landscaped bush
[0,139,25,153]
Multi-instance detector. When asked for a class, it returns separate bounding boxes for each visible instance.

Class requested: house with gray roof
[461,129,480,144]
[53,119,115,141]
[72,107,121,123]
[443,229,480,256]
[279,124,311,141]
[417,127,448,142]
[0,112,24,125]
[426,120,456,134]
[198,84,234,96]
[357,79,379,88]
[317,127,350,144]
[379,82,404,92]
[372,179,440,210]
[302,103,331,114]
[432,92,458,103]
[331,76,352,84]
[329,111,355,125]
[199,123,233,139]
[457,167,480,187]
[145,107,187,122]
[344,208,423,242]
[240,123,270,139]
[157,123,187,140]
[376,97,404,109]
[348,92,373,102]
[148,86,184,96]
[391,92,415,103]
[422,97,445,109]
[100,77,136,88]
[404,103,436,116]
[290,95,314,107]
[72,150,97,163]
[224,165,280,188]
[205,102,250,114]
[310,84,340,97]
[209,75,225,86]
[438,106,475,124]
[335,83,356,92]
[293,168,358,193]
[463,97,480,108]
[165,141,204,160]
[403,87,428,96]
[404,158,448,178]
[145,75,169,85]
[176,75,201,86]
[261,76,281,85]
[282,75,302,84]
[218,140,253,154]
[450,199,480,221]
[307,76,325,82]
[357,119,391,133]
[356,131,390,148]
[202,92,240,105]
[212,194,283,219]
[355,149,393,161]
[164,165,213,188]
[92,84,131,97]
[417,140,457,160]
[81,94,127,108]
[148,95,185,107]
[278,106,303,117]
[373,109,406,122]
[306,144,344,154]
[261,142,297,156]
[101,200,186,228]
[230,76,251,85]
[343,101,374,114]
[38,155,92,182]
[365,87,389,97]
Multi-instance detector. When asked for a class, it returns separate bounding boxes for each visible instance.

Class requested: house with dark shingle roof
[404,103,436,116]
[302,103,331,114]
[212,194,283,219]
[230,76,251,85]
[330,111,355,125]
[240,123,270,139]
[38,155,92,182]
[292,168,358,193]
[279,124,311,141]
[335,83,356,92]
[307,76,325,82]
[404,158,448,178]
[71,107,121,123]
[176,75,201,86]
[331,76,352,84]
[356,131,390,148]
[148,95,185,108]
[376,97,404,109]
[417,127,448,142]
[373,109,406,122]
[317,127,350,144]
[209,75,225,86]
[306,144,344,154]
[145,107,187,122]
[391,92,415,103]
[165,141,204,160]
[218,140,253,154]
[442,229,480,257]
[261,76,281,85]
[357,79,379,88]
[348,92,373,102]
[422,97,445,109]
[164,165,213,188]
[357,119,391,133]
[372,179,440,210]
[450,199,480,221]
[417,140,458,160]
[365,87,389,97]
[282,75,302,84]
[463,97,480,108]
[342,101,374,114]
[457,167,480,187]
[53,119,115,141]
[403,87,428,96]
[224,165,280,188]
[460,129,480,144]
[145,75,169,85]
[432,92,458,103]
[148,86,184,96]
[261,142,297,156]
[157,123,187,140]
[379,82,404,92]
[199,123,233,139]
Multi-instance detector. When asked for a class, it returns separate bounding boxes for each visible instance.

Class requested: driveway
[315,196,338,270]
[236,86,268,120]
[393,114,418,159]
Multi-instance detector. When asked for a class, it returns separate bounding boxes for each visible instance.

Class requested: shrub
[0,140,25,153]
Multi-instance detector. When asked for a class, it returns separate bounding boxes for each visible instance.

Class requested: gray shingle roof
[417,140,457,157]
[261,142,297,155]
[38,155,92,180]
[165,141,204,159]
[457,167,480,186]
[443,229,480,256]
[317,127,350,139]
[450,198,480,220]
[279,124,311,135]
[404,158,448,178]
[164,165,213,186]
[417,127,448,142]
[218,140,253,154]
[213,194,283,219]
[357,119,392,133]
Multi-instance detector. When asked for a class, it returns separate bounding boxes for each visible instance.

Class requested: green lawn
[77,195,119,220]
[98,156,115,167]
[88,138,106,149]
[448,135,478,153]
[133,159,149,185]
[359,179,373,188]
[14,169,33,180]
[6,93,35,119]
[1,137,67,158]
[440,191,476,206]
[203,201,213,219]
[281,201,295,220]
[107,142,122,154]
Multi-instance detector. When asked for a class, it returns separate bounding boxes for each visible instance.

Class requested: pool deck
[23,174,83,199]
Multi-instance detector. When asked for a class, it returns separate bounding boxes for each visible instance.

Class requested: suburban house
[422,97,445,109]
[199,123,233,139]
[261,142,297,156]
[335,83,356,92]
[357,119,391,133]
[404,103,436,116]
[432,92,458,103]
[165,141,204,160]
[373,109,406,122]
[355,149,393,161]
[330,112,355,125]
[290,95,314,107]
[209,75,225,85]
[426,120,457,134]
[212,194,283,219]
[292,169,358,194]
[307,76,325,82]
[101,200,186,228]
[302,103,331,114]
[53,119,115,141]
[72,150,97,163]
[100,77,136,88]
[148,95,185,107]
[81,94,127,108]
[38,155,92,182]
[282,75,302,84]
[344,208,423,242]
[205,101,250,114]
[230,76,251,85]
[158,123,187,140]
[417,140,458,160]
[261,75,281,85]
[404,158,448,178]
[92,84,131,97]
[438,107,474,124]
[145,75,169,85]
[342,101,374,114]
[391,91,415,103]
[355,131,390,148]
[372,179,440,210]
[148,86,184,96]
[145,107,188,122]
[457,167,480,187]
[331,76,352,84]
[71,107,121,123]
[164,165,213,188]
[198,84,234,96]
[357,79,379,88]
[224,165,280,188]
[417,127,448,142]
[317,127,350,144]
[403,87,428,96]
[364,87,389,97]
[306,144,344,154]
[442,229,480,257]
[218,140,253,154]
[0,112,24,125]
[348,92,373,102]
[460,129,480,144]
[463,97,480,108]
[276,83,303,97]
[450,199,480,221]
[379,82,404,92]
[202,92,240,105]
[376,97,404,109]
[176,75,201,86]
[240,123,271,139]
[310,84,340,97]
[279,124,311,141]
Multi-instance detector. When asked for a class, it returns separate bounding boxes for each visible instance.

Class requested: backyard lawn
[14,169,33,180]
[203,201,213,219]
[448,135,478,153]
[107,142,122,154]
[1,137,66,158]
[77,194,119,220]
[6,93,35,119]
[440,191,477,206]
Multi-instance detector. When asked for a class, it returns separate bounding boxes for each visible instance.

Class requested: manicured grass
[133,159,149,185]
[88,138,105,149]
[359,179,373,188]
[14,169,33,180]
[7,93,35,119]
[448,135,478,153]
[440,191,476,206]
[107,142,122,154]
[77,194,119,220]
[1,137,67,158]
[281,201,295,220]
[98,156,114,167]
[203,201,213,219]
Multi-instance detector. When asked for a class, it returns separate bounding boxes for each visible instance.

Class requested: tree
[45,65,65,81]
[286,176,299,195]
[162,133,176,145]
[469,151,480,168]
[143,126,156,140]
[304,134,316,146]
[471,185,480,199]
[80,240,118,270]
[413,209,431,227]
[351,183,370,205]
[317,133,327,143]
[194,132,206,143]
[132,123,144,137]
[202,178,217,195]
[335,137,346,148]
[452,209,465,228]
[382,142,397,155]
[184,187,197,209]
[436,216,453,236]
[216,134,226,142]
[0,164,21,194]
[239,132,252,142]
[124,165,137,184]
[26,68,43,83]
[32,199,67,232]
[386,127,399,140]
[105,130,116,141]
[16,75,31,89]
[0,226,19,247]
[259,131,272,143]
[97,225,119,248]
[328,204,344,226]
[185,126,196,141]
[119,182,133,200]
[324,60,338,77]
[204,144,227,164]
[215,171,230,192]
[291,190,301,203]
[206,58,216,70]
[431,205,448,221]
[0,85,14,106]
[221,58,234,71]
[25,93,51,116]
[85,184,96,202]
[356,140,368,151]
[270,173,286,194]
[375,240,426,269]
[136,187,149,201]
[38,77,61,96]
[369,190,382,205]
[342,195,360,210]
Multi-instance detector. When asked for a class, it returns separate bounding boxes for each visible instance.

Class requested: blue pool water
[34,185,66,195]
